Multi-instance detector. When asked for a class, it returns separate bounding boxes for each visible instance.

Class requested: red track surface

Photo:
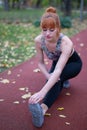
[0,29,87,130]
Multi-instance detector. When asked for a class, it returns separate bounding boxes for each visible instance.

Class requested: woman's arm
[35,35,50,79]
[41,36,73,94]
[29,36,73,104]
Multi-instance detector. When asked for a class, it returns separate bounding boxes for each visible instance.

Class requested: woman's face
[42,27,58,42]
[41,17,59,42]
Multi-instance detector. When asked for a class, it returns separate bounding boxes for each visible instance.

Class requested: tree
[63,0,72,16]
[80,0,84,21]
[3,0,10,11]
[11,0,20,9]
[35,0,41,8]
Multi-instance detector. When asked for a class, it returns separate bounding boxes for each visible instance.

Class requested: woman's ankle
[41,103,48,115]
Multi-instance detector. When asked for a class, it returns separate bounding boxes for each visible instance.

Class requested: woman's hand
[29,90,46,104]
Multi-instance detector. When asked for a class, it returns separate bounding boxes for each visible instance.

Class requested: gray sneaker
[29,103,44,127]
[63,80,70,88]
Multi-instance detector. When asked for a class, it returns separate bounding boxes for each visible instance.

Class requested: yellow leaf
[45,113,51,116]
[65,122,70,125]
[7,70,11,75]
[13,101,20,104]
[17,74,20,77]
[21,92,31,99]
[33,68,40,73]
[57,107,64,111]
[66,92,71,96]
[0,99,5,102]
[12,81,16,84]
[19,87,25,91]
[80,43,84,47]
[59,115,66,118]
[0,79,10,84]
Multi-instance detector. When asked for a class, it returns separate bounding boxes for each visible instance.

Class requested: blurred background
[0,0,87,73]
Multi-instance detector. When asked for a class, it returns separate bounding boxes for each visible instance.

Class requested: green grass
[0,8,87,73]
[0,23,40,72]
[0,8,44,23]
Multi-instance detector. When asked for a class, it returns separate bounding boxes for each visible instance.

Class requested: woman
[28,7,82,127]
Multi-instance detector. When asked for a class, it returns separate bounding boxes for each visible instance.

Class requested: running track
[0,29,87,130]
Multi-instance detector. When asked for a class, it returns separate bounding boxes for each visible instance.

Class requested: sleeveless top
[41,33,64,61]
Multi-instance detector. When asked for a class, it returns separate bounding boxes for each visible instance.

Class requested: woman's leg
[42,51,82,110]
[42,60,63,109]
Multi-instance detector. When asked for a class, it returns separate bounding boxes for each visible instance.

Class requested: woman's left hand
[29,90,46,104]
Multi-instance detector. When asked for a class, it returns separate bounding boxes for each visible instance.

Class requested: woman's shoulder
[61,33,72,44]
[34,34,43,43]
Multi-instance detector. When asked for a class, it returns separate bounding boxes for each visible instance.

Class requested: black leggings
[43,51,82,108]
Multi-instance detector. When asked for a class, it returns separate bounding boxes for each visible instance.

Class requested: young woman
[28,7,82,127]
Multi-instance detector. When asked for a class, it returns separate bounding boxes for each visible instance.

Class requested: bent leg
[42,52,82,109]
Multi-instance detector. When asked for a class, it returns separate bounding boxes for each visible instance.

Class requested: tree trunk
[63,0,72,16]
[12,0,20,9]
[80,0,84,21]
[35,0,41,8]
[3,0,10,11]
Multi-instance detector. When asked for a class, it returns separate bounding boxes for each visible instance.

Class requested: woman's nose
[46,30,50,35]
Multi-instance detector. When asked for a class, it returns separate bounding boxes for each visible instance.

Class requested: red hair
[40,7,61,32]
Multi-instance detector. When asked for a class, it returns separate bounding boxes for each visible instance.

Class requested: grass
[0,8,87,73]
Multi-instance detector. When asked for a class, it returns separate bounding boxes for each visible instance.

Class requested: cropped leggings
[42,51,82,108]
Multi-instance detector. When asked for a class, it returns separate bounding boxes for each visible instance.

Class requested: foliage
[60,17,72,28]
[0,23,40,72]
[33,20,40,27]
[0,8,87,73]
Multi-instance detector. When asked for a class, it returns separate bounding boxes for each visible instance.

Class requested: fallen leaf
[65,122,70,125]
[19,87,25,91]
[57,107,64,111]
[66,92,71,96]
[33,68,40,73]
[45,113,51,116]
[0,99,5,102]
[21,92,31,99]
[80,43,84,47]
[59,115,66,118]
[12,81,16,84]
[0,79,10,84]
[13,101,20,104]
[7,70,11,75]
[17,74,20,77]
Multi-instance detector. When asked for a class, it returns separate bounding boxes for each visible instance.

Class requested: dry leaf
[0,79,10,84]
[80,43,84,47]
[33,68,40,73]
[12,81,16,84]
[57,107,64,111]
[65,122,70,125]
[7,70,11,75]
[59,115,66,118]
[0,99,5,102]
[13,101,20,104]
[19,87,25,91]
[66,92,71,96]
[21,92,31,99]
[17,74,20,77]
[45,113,51,116]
